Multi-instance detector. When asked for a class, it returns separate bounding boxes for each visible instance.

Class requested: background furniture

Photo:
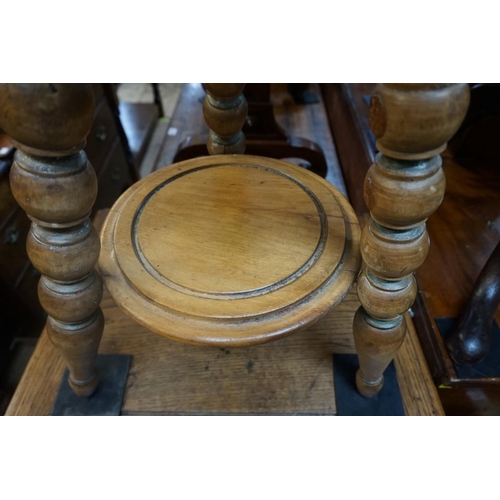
[322,83,500,415]
[446,241,500,365]
[103,83,161,182]
[173,84,328,178]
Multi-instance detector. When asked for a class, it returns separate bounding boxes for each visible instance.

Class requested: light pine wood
[395,313,445,416]
[0,84,104,397]
[204,83,247,155]
[99,155,361,346]
[6,225,444,416]
[354,83,470,397]
[2,83,457,410]
[99,83,360,348]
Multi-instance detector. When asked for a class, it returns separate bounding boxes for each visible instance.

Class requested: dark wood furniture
[0,136,46,412]
[445,84,500,365]
[102,83,160,182]
[322,83,500,415]
[87,84,137,211]
[173,84,328,178]
[446,241,500,365]
[449,83,500,160]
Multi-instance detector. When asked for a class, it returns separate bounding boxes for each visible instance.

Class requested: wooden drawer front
[0,208,31,286]
[94,137,131,212]
[85,100,118,176]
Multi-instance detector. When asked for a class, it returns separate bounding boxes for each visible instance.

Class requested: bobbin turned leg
[203,84,247,155]
[354,83,470,398]
[0,84,103,397]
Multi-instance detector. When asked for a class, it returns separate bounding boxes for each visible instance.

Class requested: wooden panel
[321,83,376,214]
[417,153,500,323]
[321,83,500,414]
[0,207,30,285]
[395,313,445,416]
[94,137,131,211]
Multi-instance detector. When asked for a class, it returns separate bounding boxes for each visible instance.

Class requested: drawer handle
[95,125,107,141]
[4,224,20,244]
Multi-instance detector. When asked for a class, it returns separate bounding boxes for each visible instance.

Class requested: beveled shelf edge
[99,155,361,346]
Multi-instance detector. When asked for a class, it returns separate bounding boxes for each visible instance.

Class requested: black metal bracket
[333,354,405,416]
[51,354,131,416]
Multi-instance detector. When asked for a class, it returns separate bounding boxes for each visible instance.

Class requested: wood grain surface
[6,206,442,415]
[0,84,104,397]
[353,83,470,398]
[6,282,444,415]
[99,155,360,346]
[154,83,347,192]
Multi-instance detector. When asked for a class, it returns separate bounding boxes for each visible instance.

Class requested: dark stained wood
[151,84,165,118]
[446,240,500,365]
[157,84,346,191]
[323,83,500,414]
[94,136,132,212]
[152,84,209,168]
[321,83,376,214]
[449,83,500,160]
[174,135,329,179]
[416,153,500,396]
[86,84,136,211]
[175,84,328,178]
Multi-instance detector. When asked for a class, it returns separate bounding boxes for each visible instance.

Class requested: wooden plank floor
[6,284,443,416]
[5,84,444,416]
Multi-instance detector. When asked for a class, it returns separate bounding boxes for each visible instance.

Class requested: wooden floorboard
[6,285,443,416]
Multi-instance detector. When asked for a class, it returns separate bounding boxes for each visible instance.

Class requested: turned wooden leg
[203,84,247,155]
[354,84,470,398]
[0,84,103,397]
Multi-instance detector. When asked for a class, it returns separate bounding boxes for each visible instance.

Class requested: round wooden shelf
[99,155,360,346]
